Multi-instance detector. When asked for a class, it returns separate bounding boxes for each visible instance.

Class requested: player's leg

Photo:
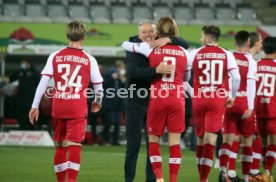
[196,136,204,174]
[227,135,241,181]
[200,132,217,182]
[263,118,276,181]
[241,136,253,182]
[148,135,163,182]
[65,118,87,182]
[168,133,182,182]
[52,118,68,182]
[250,135,263,180]
[218,133,234,182]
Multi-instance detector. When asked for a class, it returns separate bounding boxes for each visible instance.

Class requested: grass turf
[0,145,274,182]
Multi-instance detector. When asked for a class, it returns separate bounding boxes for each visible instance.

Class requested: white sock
[228,170,237,178]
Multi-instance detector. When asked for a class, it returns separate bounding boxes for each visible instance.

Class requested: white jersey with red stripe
[122,41,190,103]
[189,45,238,99]
[255,58,276,118]
[42,47,103,118]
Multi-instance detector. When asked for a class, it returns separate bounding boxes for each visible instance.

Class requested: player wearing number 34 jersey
[29,21,103,182]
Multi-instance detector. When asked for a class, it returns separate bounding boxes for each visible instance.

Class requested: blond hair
[66,21,86,41]
[156,17,179,38]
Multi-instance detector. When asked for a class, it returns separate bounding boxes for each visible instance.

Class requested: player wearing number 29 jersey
[41,47,103,118]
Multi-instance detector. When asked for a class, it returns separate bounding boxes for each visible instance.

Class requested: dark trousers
[124,102,155,182]
[101,109,121,144]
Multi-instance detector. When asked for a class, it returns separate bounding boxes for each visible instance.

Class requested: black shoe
[228,175,242,182]
[219,170,227,182]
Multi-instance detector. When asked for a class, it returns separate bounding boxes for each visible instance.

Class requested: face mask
[119,69,126,76]
[20,63,27,70]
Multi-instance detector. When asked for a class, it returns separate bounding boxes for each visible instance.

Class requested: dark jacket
[125,36,189,106]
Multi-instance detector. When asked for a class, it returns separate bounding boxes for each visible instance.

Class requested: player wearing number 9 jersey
[122,17,190,182]
[188,25,240,182]
[255,37,276,181]
[29,21,103,182]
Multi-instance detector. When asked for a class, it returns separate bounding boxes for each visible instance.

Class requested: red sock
[241,146,253,176]
[169,145,181,182]
[54,147,68,182]
[149,142,163,179]
[67,146,81,182]
[262,147,267,169]
[219,143,231,170]
[265,145,276,174]
[228,141,240,171]
[200,144,214,181]
[196,145,204,173]
[251,137,262,174]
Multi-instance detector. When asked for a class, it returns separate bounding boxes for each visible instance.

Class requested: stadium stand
[131,1,152,24]
[68,0,91,23]
[111,1,130,24]
[90,1,111,24]
[46,0,71,23]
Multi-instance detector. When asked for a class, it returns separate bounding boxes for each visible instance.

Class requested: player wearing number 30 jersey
[123,17,190,182]
[189,25,240,182]
[29,21,103,182]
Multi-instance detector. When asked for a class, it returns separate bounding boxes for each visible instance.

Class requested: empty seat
[213,3,239,25]
[25,0,52,22]
[222,0,241,7]
[191,3,215,24]
[180,0,201,7]
[202,0,221,8]
[68,1,91,23]
[111,2,130,24]
[90,1,111,24]
[131,2,152,24]
[173,2,193,25]
[237,4,260,25]
[0,0,30,22]
[47,0,71,23]
[152,3,173,22]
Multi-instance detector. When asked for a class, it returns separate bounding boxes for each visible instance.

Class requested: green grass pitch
[1,145,274,182]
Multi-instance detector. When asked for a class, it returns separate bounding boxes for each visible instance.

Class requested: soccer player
[189,25,240,182]
[226,31,264,182]
[29,21,103,182]
[255,36,276,182]
[122,17,190,182]
[218,30,257,182]
[248,31,264,181]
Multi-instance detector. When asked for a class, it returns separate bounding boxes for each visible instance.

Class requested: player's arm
[29,52,55,124]
[122,41,152,57]
[242,58,257,119]
[89,57,104,113]
[226,51,241,107]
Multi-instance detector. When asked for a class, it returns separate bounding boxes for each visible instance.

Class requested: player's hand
[242,109,253,120]
[91,101,101,113]
[225,98,234,108]
[29,108,39,125]
[156,62,174,74]
[149,38,171,49]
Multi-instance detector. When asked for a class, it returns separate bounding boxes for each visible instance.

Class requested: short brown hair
[249,32,261,48]
[156,17,179,38]
[66,21,86,41]
[202,25,221,41]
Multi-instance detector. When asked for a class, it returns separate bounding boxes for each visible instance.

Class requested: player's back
[255,58,276,118]
[51,47,92,118]
[192,45,231,100]
[148,44,188,103]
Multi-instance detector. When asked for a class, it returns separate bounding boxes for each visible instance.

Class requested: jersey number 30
[198,60,223,84]
[57,64,82,92]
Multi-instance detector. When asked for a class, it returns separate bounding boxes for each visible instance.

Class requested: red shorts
[222,107,255,137]
[147,101,185,136]
[193,98,226,137]
[52,117,87,143]
[257,118,276,137]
